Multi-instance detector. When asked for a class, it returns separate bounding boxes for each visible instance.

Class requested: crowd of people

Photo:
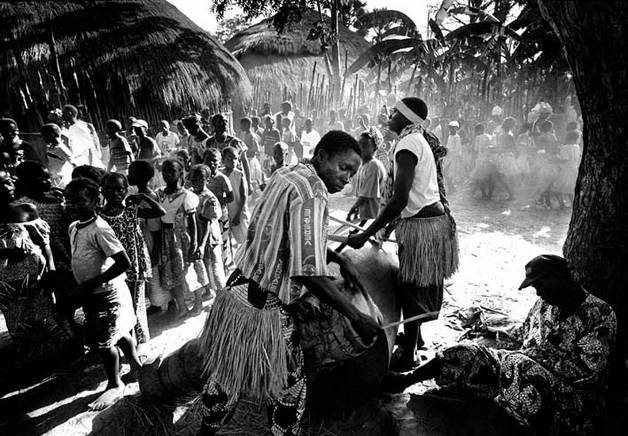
[441,101,583,208]
[0,93,613,436]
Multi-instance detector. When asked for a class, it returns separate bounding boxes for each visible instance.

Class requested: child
[205,149,233,267]
[106,120,134,175]
[41,123,73,188]
[133,119,161,162]
[535,120,560,207]
[261,115,281,175]
[493,117,517,200]
[280,116,298,165]
[348,129,387,223]
[551,130,581,207]
[221,147,249,246]
[14,162,78,341]
[100,172,165,344]
[65,177,140,411]
[156,159,206,317]
[128,160,167,314]
[189,164,226,297]
[444,121,463,192]
[470,123,496,200]
[271,142,289,175]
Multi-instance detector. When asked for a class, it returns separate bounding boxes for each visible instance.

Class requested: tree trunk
[536,0,628,377]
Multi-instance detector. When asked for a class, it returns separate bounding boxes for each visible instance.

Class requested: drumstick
[329,216,397,244]
[381,311,440,330]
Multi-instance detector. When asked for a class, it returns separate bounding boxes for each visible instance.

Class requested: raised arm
[347,150,416,248]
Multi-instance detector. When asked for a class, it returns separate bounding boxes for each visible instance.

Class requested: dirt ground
[0,185,571,436]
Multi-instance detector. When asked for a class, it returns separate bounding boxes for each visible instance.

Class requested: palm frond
[344,37,426,77]
[354,8,417,33]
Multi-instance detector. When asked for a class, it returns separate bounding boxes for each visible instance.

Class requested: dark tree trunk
[536,0,628,372]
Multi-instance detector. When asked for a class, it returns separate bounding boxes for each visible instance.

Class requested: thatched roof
[225,9,370,111]
[0,0,252,131]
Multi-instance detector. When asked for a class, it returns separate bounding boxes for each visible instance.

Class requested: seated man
[384,254,616,436]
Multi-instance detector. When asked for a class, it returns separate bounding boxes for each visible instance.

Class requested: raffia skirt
[199,280,292,403]
[395,214,459,287]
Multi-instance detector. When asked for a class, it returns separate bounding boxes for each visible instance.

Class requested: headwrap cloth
[395,100,425,125]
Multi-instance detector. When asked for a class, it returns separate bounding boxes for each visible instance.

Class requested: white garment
[66,121,103,168]
[394,131,440,218]
[47,143,73,188]
[69,217,128,294]
[300,129,321,159]
[155,131,180,154]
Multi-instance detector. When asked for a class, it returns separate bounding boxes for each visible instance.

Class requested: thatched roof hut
[0,0,252,131]
[225,9,370,113]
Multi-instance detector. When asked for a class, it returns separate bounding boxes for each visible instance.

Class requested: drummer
[197,130,381,435]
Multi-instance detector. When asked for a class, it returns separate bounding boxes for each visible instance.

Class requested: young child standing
[205,148,233,267]
[470,123,497,200]
[156,159,207,317]
[41,123,73,188]
[65,177,140,411]
[100,172,165,345]
[348,129,387,222]
[106,120,134,175]
[189,164,226,297]
[221,146,249,246]
[127,161,166,313]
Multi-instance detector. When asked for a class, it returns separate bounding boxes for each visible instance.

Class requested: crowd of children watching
[0,97,580,409]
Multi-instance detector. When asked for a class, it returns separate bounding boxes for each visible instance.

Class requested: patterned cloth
[16,197,71,270]
[100,205,151,283]
[108,136,133,174]
[200,279,306,436]
[234,163,330,306]
[197,188,226,292]
[83,287,136,349]
[156,188,208,293]
[0,218,49,285]
[437,291,616,435]
[100,205,151,343]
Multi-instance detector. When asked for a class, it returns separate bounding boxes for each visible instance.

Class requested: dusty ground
[0,185,571,436]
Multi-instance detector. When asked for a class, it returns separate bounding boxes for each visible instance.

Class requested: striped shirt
[234,163,330,305]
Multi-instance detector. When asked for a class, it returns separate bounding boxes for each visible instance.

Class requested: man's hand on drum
[346,232,370,250]
[350,311,381,344]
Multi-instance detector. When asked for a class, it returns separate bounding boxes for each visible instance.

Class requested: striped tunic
[234,163,330,305]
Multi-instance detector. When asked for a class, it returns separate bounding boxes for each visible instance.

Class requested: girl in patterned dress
[156,159,208,318]
[100,172,165,344]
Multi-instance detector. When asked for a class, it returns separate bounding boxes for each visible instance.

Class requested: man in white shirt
[154,120,180,155]
[347,97,459,371]
[299,118,321,160]
[62,104,104,168]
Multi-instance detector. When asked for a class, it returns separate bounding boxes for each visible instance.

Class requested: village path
[0,185,571,436]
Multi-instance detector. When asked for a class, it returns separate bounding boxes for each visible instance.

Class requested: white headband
[395,100,425,125]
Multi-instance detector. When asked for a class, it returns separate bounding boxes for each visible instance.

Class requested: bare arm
[295,276,380,342]
[347,150,416,247]
[132,193,166,219]
[77,251,131,294]
[187,212,198,257]
[43,244,56,272]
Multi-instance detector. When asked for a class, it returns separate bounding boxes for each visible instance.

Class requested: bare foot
[88,383,125,410]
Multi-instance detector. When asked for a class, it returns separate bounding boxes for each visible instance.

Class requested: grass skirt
[395,214,459,287]
[199,284,290,403]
